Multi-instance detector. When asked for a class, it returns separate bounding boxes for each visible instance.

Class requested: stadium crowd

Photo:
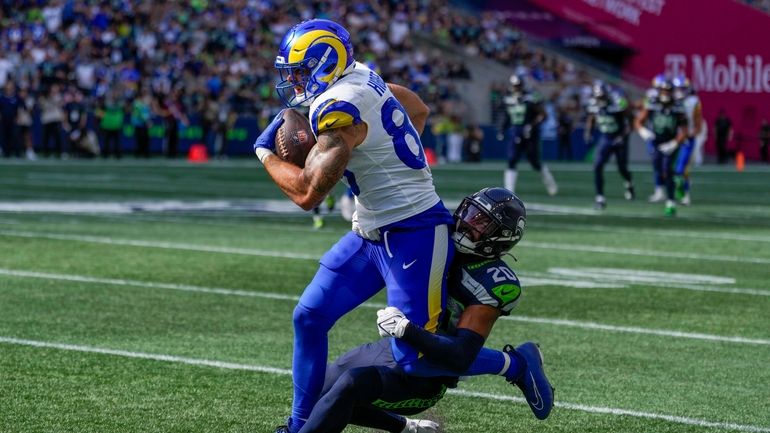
[0,0,596,160]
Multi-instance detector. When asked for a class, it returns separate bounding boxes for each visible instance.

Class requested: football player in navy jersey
[584,81,635,209]
[498,74,558,196]
[296,188,554,433]
[634,77,688,216]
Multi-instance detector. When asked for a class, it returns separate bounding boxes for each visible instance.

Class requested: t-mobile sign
[520,0,770,159]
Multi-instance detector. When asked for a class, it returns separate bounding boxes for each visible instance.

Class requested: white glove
[638,126,655,141]
[522,124,532,139]
[377,306,410,338]
[402,418,440,433]
[658,139,678,155]
[351,211,380,241]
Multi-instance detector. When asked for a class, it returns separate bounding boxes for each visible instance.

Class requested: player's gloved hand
[352,211,380,241]
[402,418,440,433]
[523,124,532,139]
[253,109,285,163]
[637,126,655,141]
[583,133,592,146]
[658,139,678,155]
[377,306,410,338]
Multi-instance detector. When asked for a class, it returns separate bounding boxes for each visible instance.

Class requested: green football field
[1,158,769,433]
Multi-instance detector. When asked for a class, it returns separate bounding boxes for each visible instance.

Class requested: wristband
[255,148,273,164]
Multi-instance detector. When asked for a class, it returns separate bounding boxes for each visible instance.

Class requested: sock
[462,347,523,381]
[504,169,517,192]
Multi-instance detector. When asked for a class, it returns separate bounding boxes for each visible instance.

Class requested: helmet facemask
[452,191,525,258]
[276,57,325,107]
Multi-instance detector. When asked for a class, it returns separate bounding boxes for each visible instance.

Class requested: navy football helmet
[453,187,527,258]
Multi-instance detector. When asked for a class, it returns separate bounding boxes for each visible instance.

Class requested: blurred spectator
[760,118,770,163]
[63,88,89,157]
[16,87,36,160]
[39,84,65,158]
[446,114,465,163]
[131,90,153,158]
[97,92,125,159]
[463,123,484,162]
[0,82,20,157]
[714,109,732,164]
[0,0,611,159]
[557,105,574,160]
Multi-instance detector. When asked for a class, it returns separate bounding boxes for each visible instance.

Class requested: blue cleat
[274,426,290,433]
[505,342,554,420]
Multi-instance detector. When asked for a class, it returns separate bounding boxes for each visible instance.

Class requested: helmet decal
[275,20,355,108]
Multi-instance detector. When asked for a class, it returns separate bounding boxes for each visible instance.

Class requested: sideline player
[634,77,687,216]
[297,188,554,433]
[672,75,703,205]
[251,20,455,433]
[584,81,634,209]
[498,74,558,196]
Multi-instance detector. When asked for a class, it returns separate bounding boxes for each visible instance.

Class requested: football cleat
[648,187,665,203]
[541,166,558,196]
[674,176,686,200]
[274,426,290,433]
[594,195,606,210]
[313,215,325,229]
[680,193,691,206]
[505,342,554,420]
[402,418,440,433]
[664,200,677,217]
[623,182,635,200]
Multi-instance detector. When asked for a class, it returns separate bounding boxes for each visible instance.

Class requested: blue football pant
[675,138,695,192]
[507,126,542,171]
[653,146,680,200]
[593,136,632,196]
[290,226,452,427]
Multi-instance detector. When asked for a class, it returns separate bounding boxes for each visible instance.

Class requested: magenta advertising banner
[526,0,770,159]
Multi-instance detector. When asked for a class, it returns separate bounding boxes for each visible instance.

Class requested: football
[275,109,316,168]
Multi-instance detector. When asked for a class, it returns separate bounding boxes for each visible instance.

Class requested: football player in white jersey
[672,75,703,205]
[251,19,455,433]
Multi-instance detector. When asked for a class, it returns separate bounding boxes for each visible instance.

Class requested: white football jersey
[309,62,440,232]
[683,94,701,137]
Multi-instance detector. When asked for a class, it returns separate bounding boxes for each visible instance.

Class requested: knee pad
[293,303,333,334]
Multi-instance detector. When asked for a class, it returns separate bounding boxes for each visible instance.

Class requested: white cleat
[680,193,691,206]
[402,418,440,433]
[541,166,558,196]
[648,187,665,203]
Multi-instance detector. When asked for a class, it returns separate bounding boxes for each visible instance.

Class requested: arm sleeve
[400,325,485,373]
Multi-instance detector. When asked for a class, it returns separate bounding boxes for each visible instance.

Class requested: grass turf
[1,159,769,432]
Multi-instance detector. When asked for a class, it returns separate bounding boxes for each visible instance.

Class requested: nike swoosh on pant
[402,259,417,269]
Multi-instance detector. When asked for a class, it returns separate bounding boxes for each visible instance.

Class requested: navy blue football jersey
[448,256,522,317]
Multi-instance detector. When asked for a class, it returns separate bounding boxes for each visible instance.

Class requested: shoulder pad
[454,258,522,315]
[310,98,363,136]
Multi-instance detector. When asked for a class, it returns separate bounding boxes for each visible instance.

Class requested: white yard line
[451,390,770,433]
[4,228,770,266]
[2,268,768,346]
[536,222,770,243]
[522,241,770,265]
[1,335,767,433]
[0,230,320,260]
[501,316,770,346]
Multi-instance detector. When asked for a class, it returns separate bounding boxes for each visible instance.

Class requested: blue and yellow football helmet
[275,19,355,107]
